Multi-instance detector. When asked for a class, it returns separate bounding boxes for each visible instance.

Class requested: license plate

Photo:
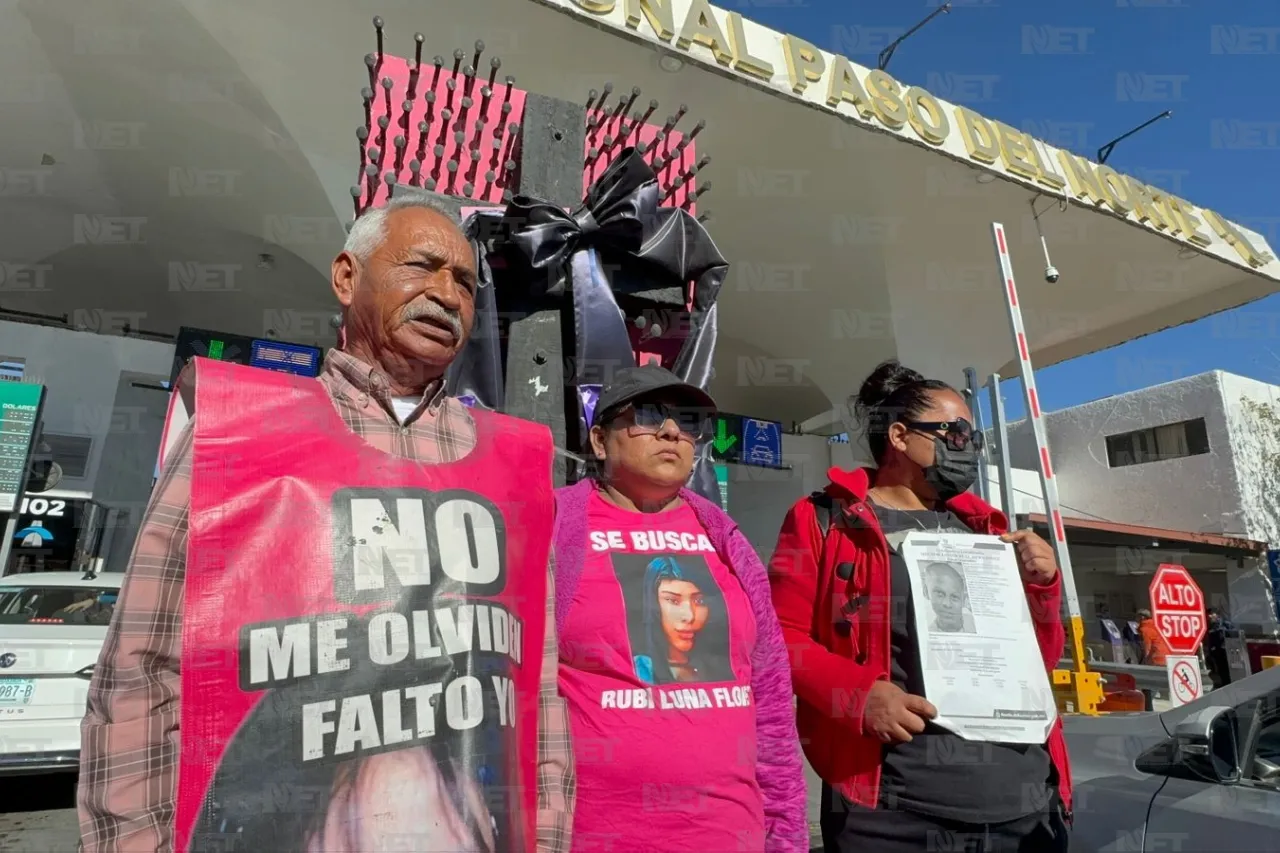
[0,679,34,705]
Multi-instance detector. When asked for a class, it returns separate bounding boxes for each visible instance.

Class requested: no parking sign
[1166,656,1203,707]
[1150,564,1207,707]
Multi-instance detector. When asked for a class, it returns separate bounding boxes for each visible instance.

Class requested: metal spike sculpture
[583,86,709,218]
[351,16,711,220]
[353,19,525,213]
[349,18,726,499]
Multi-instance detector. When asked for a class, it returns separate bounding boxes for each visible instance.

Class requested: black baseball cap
[593,364,717,420]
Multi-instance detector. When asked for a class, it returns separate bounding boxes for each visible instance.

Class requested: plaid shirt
[77,349,574,852]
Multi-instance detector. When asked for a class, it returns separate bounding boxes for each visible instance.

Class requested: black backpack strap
[808,490,834,558]
[810,490,857,590]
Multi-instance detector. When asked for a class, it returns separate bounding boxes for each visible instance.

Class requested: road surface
[0,775,77,852]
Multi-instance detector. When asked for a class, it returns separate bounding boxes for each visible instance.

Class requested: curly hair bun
[855,359,925,412]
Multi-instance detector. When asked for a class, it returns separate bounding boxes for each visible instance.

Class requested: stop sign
[1149,564,1207,655]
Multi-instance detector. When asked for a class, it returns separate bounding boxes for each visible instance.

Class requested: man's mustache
[399,301,463,339]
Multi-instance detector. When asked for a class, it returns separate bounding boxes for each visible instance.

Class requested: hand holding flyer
[899,531,1057,744]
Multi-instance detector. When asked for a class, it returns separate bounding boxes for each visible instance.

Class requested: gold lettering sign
[1124,179,1169,231]
[825,55,872,118]
[904,87,947,145]
[1203,210,1270,267]
[562,0,1270,269]
[1148,190,1186,238]
[994,122,1038,181]
[1169,197,1212,247]
[1026,138,1066,191]
[677,0,732,64]
[1094,166,1134,215]
[955,107,998,164]
[1057,151,1108,207]
[726,12,772,80]
[625,0,675,41]
[781,34,824,94]
[865,70,907,130]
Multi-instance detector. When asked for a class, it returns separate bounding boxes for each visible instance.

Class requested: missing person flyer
[900,531,1057,744]
[174,487,544,853]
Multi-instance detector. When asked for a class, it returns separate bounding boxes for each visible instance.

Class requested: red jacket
[767,466,1073,815]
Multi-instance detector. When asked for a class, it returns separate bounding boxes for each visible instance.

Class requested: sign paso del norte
[552,0,1272,271]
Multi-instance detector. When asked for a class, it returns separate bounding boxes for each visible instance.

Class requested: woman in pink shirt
[553,364,808,853]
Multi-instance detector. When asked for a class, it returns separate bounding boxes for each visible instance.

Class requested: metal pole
[989,222,1101,713]
[962,367,991,503]
[0,517,17,577]
[986,373,1017,519]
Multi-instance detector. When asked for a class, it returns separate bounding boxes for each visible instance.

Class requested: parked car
[1065,665,1280,851]
[0,571,121,775]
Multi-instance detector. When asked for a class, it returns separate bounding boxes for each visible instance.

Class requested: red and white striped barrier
[990,222,1080,617]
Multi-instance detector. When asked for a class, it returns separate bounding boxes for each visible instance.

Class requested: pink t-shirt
[560,492,764,852]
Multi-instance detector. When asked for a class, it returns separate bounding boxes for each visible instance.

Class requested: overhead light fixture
[976,171,996,184]
[1177,246,1199,261]
[658,54,684,73]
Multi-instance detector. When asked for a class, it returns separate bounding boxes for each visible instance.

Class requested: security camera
[1044,265,1060,284]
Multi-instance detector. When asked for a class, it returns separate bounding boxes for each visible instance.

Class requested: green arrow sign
[711,418,737,454]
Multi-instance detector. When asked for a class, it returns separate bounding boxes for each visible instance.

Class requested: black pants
[820,785,1070,853]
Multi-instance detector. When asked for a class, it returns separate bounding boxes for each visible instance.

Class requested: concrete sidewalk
[0,810,78,852]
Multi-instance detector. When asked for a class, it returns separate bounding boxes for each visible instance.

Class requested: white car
[0,571,121,775]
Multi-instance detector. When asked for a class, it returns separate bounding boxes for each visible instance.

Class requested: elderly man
[78,197,573,853]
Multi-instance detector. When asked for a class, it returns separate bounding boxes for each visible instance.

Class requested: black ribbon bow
[501,151,657,289]
[450,148,728,503]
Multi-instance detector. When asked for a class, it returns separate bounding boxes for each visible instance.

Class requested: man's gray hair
[342,193,461,261]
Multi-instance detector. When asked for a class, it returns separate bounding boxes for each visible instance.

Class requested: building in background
[1000,371,1280,648]
[1,0,1278,589]
[0,320,174,574]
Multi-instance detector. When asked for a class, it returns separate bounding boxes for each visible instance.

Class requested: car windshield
[0,586,117,625]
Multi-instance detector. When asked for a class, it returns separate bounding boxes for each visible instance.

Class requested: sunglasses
[615,402,715,441]
[904,418,984,452]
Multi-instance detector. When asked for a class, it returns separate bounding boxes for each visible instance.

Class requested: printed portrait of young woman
[614,554,735,685]
[187,647,518,853]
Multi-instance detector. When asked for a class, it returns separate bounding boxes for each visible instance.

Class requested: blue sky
[740,0,1279,421]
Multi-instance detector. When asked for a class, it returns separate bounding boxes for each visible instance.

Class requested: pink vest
[174,358,552,853]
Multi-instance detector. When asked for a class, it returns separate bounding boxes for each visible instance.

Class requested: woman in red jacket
[768,360,1072,852]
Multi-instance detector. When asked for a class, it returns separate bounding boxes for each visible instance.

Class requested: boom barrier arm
[989,222,1103,715]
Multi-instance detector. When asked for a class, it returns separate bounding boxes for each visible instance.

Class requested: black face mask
[924,436,979,501]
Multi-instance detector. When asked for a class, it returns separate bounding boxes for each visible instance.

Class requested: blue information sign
[250,339,322,377]
[742,417,782,467]
[709,412,784,469]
